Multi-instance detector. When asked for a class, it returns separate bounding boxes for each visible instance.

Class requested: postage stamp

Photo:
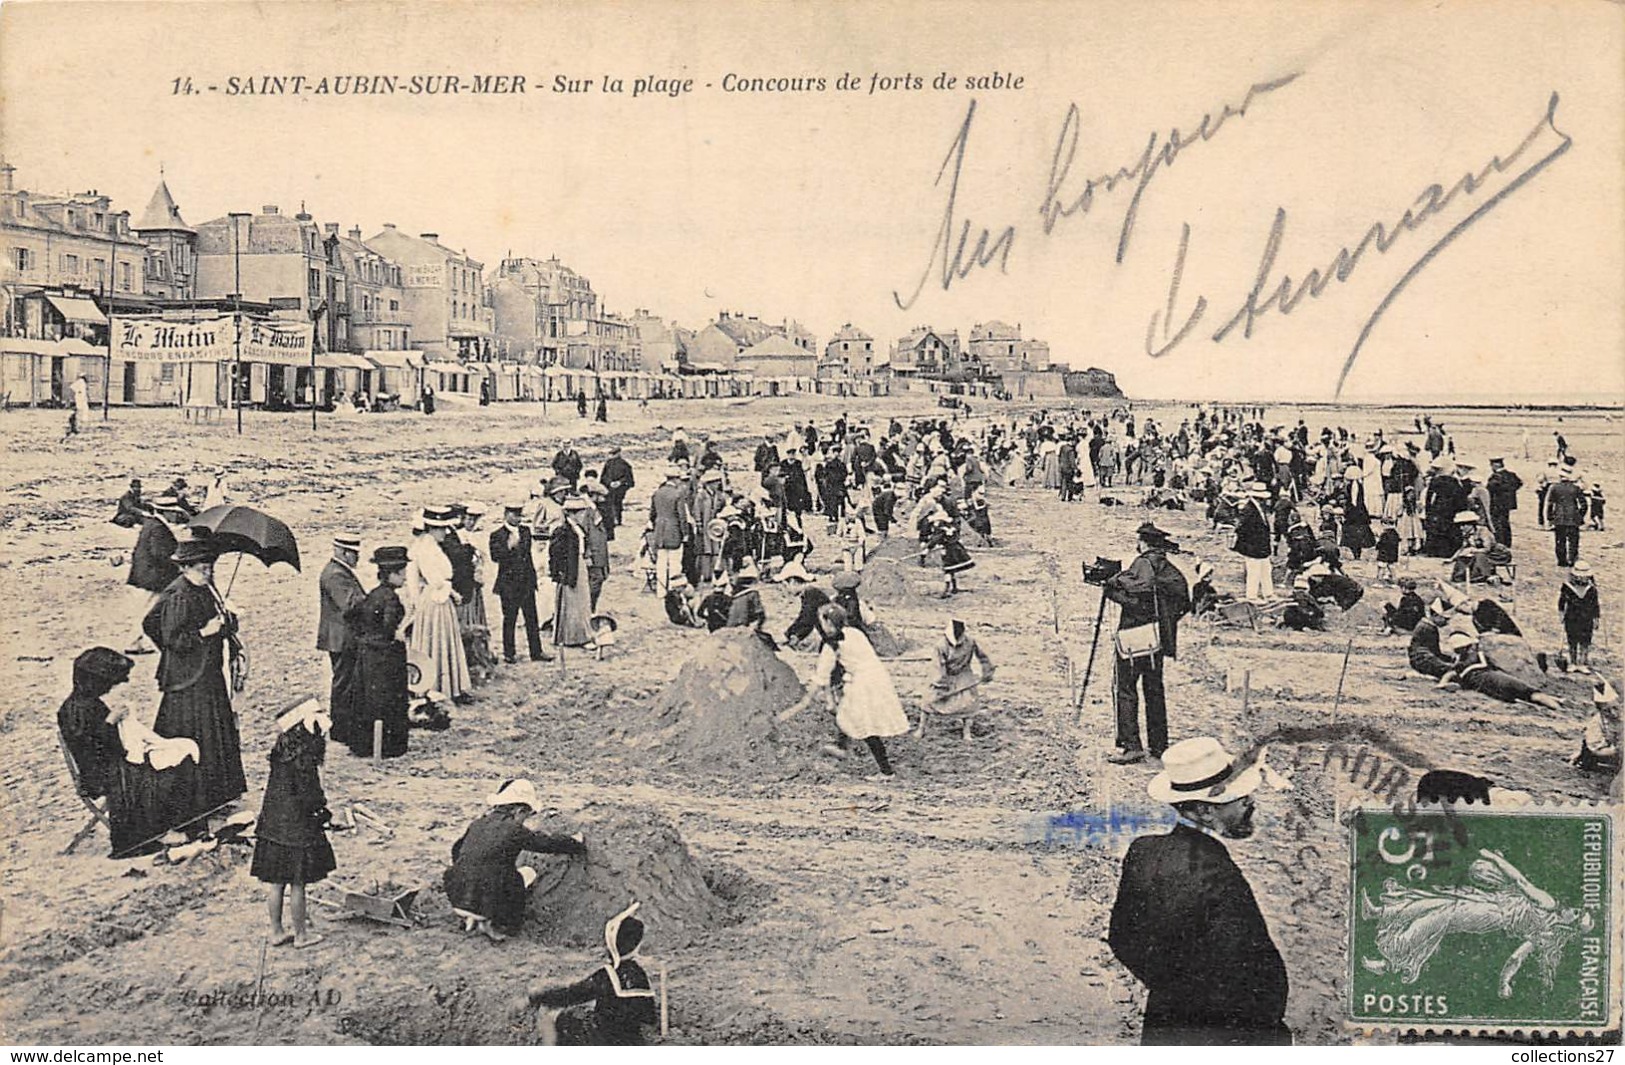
[1348,806,1617,1032]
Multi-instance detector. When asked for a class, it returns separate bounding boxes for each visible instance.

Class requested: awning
[47,295,108,325]
[364,350,423,369]
[317,352,375,371]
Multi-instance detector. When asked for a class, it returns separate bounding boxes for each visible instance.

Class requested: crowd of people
[50,397,1617,1045]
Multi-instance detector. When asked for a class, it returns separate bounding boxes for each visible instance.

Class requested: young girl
[1559,561,1600,673]
[252,698,336,949]
[793,604,910,780]
[923,619,996,740]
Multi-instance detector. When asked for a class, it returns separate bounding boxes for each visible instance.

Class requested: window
[63,253,79,273]
[308,268,321,299]
[160,363,175,383]
[12,247,30,271]
[92,259,105,284]
[120,262,132,290]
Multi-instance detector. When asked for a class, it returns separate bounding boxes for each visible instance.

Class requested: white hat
[1454,510,1480,524]
[485,778,541,812]
[1246,481,1270,498]
[1446,631,1477,651]
[1594,679,1619,708]
[1148,737,1263,805]
[276,696,332,736]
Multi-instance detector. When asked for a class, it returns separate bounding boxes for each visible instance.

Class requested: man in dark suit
[648,466,693,594]
[124,495,187,655]
[601,448,635,530]
[316,535,367,730]
[491,502,551,663]
[1233,482,1275,602]
[1544,467,1588,568]
[1103,522,1191,764]
[1109,736,1290,1045]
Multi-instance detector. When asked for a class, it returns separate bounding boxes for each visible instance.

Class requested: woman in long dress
[549,499,594,647]
[406,507,472,705]
[796,603,910,780]
[343,546,412,758]
[142,539,246,828]
[1039,435,1062,489]
[57,647,195,858]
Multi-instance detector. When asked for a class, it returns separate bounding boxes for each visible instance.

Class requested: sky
[2,0,1621,402]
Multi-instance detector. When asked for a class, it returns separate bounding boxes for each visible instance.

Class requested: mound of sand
[860,558,914,603]
[527,805,732,947]
[866,619,909,658]
[638,629,804,775]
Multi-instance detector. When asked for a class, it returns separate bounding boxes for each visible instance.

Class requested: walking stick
[1074,590,1109,717]
[1330,636,1354,723]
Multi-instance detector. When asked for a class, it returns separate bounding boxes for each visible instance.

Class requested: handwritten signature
[893,75,1299,310]
[893,79,1574,398]
[1156,91,1573,396]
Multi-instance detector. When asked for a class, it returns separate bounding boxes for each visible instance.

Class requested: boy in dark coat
[444,779,586,941]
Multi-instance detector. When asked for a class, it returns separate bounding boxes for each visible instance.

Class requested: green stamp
[1349,807,1615,1030]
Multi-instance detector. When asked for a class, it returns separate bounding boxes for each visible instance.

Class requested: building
[490,256,635,369]
[325,225,411,353]
[823,323,875,376]
[131,178,197,301]
[195,204,330,352]
[687,312,814,372]
[628,309,688,372]
[886,326,961,377]
[2,163,142,337]
[737,333,817,378]
[967,320,1051,375]
[365,225,492,361]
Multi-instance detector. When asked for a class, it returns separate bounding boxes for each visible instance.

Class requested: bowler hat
[372,545,409,569]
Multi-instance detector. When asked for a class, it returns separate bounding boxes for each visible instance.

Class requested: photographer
[1102,522,1191,765]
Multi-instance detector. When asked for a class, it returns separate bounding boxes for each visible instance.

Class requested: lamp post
[228,212,250,434]
[103,216,118,421]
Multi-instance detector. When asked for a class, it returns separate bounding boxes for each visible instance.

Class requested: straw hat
[485,778,541,812]
[1246,481,1271,499]
[1148,737,1263,805]
[1454,511,1480,524]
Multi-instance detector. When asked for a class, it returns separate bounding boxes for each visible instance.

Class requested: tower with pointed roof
[132,177,196,299]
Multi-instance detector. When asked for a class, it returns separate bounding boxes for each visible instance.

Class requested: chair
[58,734,110,856]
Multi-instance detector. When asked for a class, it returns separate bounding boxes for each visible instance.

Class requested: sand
[0,397,1618,1045]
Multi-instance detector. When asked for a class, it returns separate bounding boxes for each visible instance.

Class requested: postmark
[1349,806,1617,1032]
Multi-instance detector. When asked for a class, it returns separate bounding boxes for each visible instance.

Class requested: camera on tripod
[1082,557,1123,586]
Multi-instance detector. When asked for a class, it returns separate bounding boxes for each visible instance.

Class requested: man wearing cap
[1485,457,1523,548]
[1103,522,1191,764]
[490,503,550,664]
[123,495,188,655]
[1233,482,1275,603]
[1108,737,1290,1045]
[648,465,693,595]
[110,478,150,529]
[1544,468,1588,568]
[316,536,366,727]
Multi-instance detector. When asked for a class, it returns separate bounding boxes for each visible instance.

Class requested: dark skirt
[251,837,336,885]
[1462,668,1536,703]
[443,861,527,934]
[153,675,247,824]
[348,640,409,758]
[1564,615,1597,645]
[107,758,192,859]
[942,539,975,574]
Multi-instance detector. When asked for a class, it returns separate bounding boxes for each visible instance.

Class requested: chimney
[349,226,362,240]
[324,222,339,233]
[382,222,396,229]
[420,232,438,241]
[262,205,279,215]
[0,163,13,192]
